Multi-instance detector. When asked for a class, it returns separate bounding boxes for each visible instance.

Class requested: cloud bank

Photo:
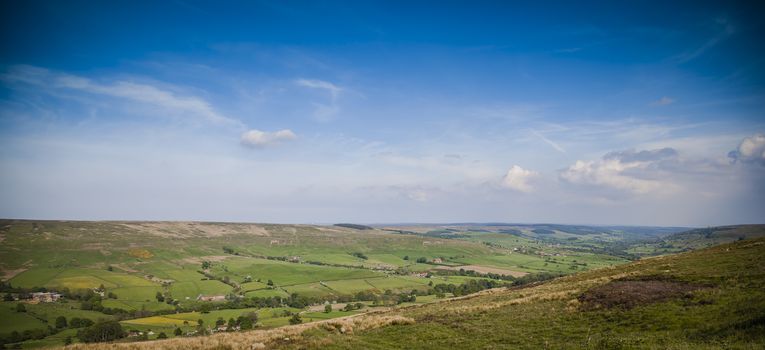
[560,148,679,194]
[729,134,765,166]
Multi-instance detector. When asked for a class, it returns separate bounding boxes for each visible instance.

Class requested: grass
[169,280,232,300]
[3,220,758,349]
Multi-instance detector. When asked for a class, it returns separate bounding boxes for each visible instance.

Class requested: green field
[3,220,751,348]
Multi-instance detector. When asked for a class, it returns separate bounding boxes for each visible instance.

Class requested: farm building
[197,294,226,302]
[30,292,62,303]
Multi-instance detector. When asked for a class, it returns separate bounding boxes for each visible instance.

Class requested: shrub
[55,316,68,329]
[289,314,302,325]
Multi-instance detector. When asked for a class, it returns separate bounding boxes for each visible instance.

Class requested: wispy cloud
[295,79,342,99]
[3,65,245,127]
[295,78,344,122]
[651,96,675,106]
[674,17,735,63]
[531,129,565,153]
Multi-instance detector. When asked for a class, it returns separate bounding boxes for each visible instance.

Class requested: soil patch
[578,278,707,310]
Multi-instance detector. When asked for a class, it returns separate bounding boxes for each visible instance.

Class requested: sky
[0,1,764,226]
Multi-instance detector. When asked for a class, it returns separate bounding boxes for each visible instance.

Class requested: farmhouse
[30,292,62,303]
[197,294,226,302]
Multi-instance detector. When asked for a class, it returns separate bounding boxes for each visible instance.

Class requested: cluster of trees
[77,321,125,343]
[433,267,516,281]
[213,311,258,331]
[333,223,373,230]
[342,302,365,311]
[432,279,506,297]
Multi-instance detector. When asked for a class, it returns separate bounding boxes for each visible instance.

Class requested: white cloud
[240,129,297,148]
[560,148,679,194]
[406,189,429,202]
[729,134,765,166]
[651,96,675,106]
[3,65,243,127]
[295,79,342,99]
[501,165,538,193]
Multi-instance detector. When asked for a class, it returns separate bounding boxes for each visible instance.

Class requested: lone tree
[16,303,26,312]
[324,304,332,313]
[174,327,182,336]
[155,291,165,302]
[157,332,167,339]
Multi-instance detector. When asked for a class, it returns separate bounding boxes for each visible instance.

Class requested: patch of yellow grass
[122,316,187,327]
[127,248,154,259]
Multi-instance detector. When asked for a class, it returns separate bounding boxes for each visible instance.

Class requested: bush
[55,316,68,329]
[69,318,94,328]
[289,314,302,325]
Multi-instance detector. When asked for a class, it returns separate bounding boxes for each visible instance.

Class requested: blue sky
[1,1,764,226]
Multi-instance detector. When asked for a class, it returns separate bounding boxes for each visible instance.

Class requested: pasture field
[0,301,115,336]
[0,302,49,335]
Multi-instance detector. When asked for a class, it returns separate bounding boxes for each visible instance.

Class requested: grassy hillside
[65,236,765,349]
